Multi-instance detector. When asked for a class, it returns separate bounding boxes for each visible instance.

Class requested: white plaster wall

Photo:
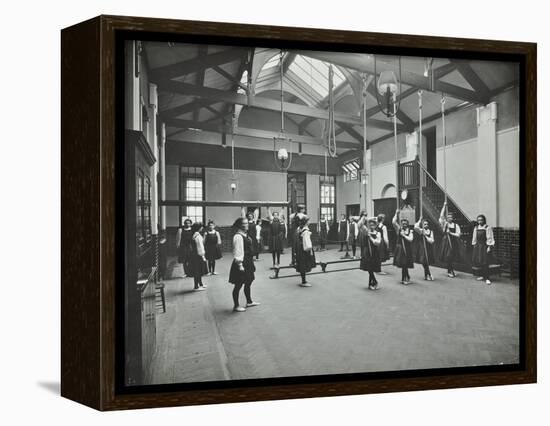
[205,168,286,226]
[435,138,479,219]
[165,165,180,226]
[496,127,520,227]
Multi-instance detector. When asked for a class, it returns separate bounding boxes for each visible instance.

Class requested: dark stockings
[423,263,431,278]
[351,242,357,257]
[193,275,203,289]
[401,267,410,282]
[232,282,253,308]
[447,261,455,275]
[300,272,307,284]
[368,271,377,286]
[207,260,216,273]
[272,251,280,265]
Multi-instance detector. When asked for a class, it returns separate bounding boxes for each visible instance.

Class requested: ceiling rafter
[153,79,407,133]
[451,60,491,102]
[150,47,246,81]
[296,51,488,105]
[193,46,209,122]
[164,117,360,150]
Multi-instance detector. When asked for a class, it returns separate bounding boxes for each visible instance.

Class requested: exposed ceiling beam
[282,52,297,74]
[164,117,360,150]
[366,85,415,133]
[451,60,491,102]
[296,51,488,104]
[161,98,219,119]
[150,47,246,81]
[337,122,366,143]
[211,64,248,91]
[154,79,407,132]
[194,46,208,123]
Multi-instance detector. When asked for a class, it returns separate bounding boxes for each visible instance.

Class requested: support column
[159,122,167,231]
[124,41,140,131]
[405,131,419,160]
[476,102,498,225]
[149,83,159,236]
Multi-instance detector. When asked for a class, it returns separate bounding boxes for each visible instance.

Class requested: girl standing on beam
[414,217,435,281]
[392,209,414,285]
[439,202,462,278]
[229,217,259,312]
[294,214,316,287]
[337,214,350,253]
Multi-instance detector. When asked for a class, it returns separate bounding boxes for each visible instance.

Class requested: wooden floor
[150,246,520,385]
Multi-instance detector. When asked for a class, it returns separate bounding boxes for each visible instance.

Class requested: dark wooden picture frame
[61,15,536,411]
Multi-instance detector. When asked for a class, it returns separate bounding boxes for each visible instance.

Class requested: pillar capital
[476,102,498,126]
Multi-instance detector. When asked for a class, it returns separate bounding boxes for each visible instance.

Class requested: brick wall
[492,227,520,277]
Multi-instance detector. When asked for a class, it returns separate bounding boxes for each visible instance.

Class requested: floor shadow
[37,381,60,395]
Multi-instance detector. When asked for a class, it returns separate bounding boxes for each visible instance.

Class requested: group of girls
[390,202,495,285]
[176,219,222,291]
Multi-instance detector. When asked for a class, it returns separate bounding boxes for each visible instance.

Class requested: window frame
[179,166,206,225]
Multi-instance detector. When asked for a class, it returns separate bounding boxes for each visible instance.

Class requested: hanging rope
[231,113,236,178]
[273,50,293,171]
[362,74,369,212]
[327,65,337,157]
[393,98,399,210]
[441,95,448,214]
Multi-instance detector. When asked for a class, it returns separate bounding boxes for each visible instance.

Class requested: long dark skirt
[269,235,284,253]
[360,245,381,273]
[439,235,461,263]
[472,242,490,267]
[188,254,208,278]
[377,239,389,262]
[393,240,414,268]
[416,238,435,265]
[229,258,256,284]
[294,248,316,274]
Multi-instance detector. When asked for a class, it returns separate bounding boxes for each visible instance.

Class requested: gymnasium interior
[123,40,520,386]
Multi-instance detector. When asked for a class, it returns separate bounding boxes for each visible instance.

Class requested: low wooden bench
[269,258,362,279]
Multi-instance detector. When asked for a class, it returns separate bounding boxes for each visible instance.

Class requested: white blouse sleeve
[302,230,313,251]
[216,231,222,245]
[195,234,205,257]
[233,234,244,262]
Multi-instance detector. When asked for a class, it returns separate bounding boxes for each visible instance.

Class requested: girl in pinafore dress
[204,220,222,275]
[392,209,414,284]
[319,214,329,251]
[471,214,495,285]
[294,215,316,287]
[189,222,208,291]
[359,215,382,290]
[439,202,462,278]
[414,217,435,281]
[175,218,193,277]
[376,213,390,274]
[229,217,259,312]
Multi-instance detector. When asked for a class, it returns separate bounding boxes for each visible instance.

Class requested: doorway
[425,127,437,178]
[346,204,360,218]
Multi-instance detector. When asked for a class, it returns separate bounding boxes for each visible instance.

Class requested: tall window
[180,166,205,224]
[342,158,360,182]
[320,175,336,222]
[136,168,152,245]
[287,172,306,214]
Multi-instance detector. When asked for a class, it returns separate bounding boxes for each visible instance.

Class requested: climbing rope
[326,65,337,158]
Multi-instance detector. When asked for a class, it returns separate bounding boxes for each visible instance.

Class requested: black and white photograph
[123,39,521,387]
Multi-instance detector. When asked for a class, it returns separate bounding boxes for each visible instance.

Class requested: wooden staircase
[399,158,474,272]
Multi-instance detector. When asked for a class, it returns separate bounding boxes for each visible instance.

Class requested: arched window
[381,183,396,199]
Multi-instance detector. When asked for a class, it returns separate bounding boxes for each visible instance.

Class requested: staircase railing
[416,159,471,228]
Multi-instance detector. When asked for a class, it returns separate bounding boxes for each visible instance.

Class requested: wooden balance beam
[269,258,361,279]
